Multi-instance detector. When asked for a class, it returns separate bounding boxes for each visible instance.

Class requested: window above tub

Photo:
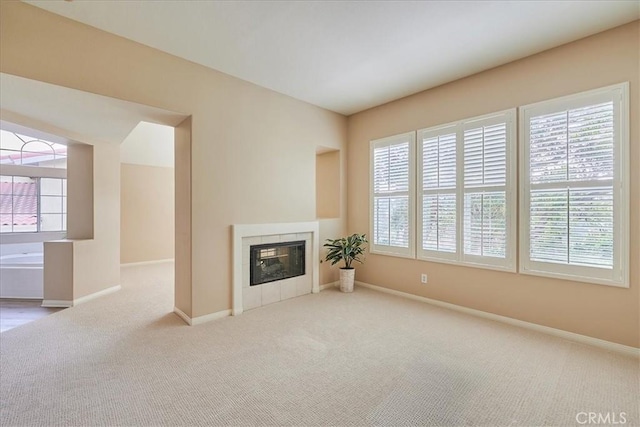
[1,129,68,239]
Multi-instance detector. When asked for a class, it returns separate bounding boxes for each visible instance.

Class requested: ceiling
[0,73,186,145]
[26,1,640,115]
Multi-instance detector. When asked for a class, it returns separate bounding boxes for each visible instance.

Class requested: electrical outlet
[421,273,428,284]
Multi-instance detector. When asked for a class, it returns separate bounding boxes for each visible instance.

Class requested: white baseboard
[42,285,121,308]
[121,259,174,267]
[320,281,339,291]
[173,307,231,326]
[42,299,72,308]
[355,281,639,358]
[192,309,232,325]
[173,307,192,325]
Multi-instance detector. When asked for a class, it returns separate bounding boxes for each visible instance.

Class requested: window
[370,132,415,258]
[419,125,457,260]
[519,83,629,287]
[0,129,67,235]
[417,110,516,271]
[0,130,67,168]
[39,177,67,232]
[0,175,67,233]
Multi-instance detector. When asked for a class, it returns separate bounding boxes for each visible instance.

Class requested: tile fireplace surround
[232,222,320,315]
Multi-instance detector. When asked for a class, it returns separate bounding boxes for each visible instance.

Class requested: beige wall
[347,22,640,347]
[318,218,343,285]
[174,117,192,317]
[316,150,346,284]
[43,240,73,302]
[73,142,121,299]
[44,142,121,302]
[120,163,175,264]
[66,143,93,240]
[5,2,634,346]
[316,150,340,219]
[0,2,347,317]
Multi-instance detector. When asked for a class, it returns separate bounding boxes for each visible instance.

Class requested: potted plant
[323,233,367,293]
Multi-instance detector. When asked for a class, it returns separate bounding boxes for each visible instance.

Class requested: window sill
[417,254,516,273]
[520,265,628,288]
[0,232,67,245]
[370,248,415,260]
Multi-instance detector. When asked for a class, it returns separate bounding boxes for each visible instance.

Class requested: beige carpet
[0,262,638,426]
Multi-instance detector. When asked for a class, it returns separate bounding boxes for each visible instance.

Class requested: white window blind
[520,83,629,287]
[463,120,509,263]
[370,132,415,258]
[417,110,516,271]
[418,126,457,260]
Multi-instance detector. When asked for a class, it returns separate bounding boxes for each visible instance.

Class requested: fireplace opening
[250,240,305,286]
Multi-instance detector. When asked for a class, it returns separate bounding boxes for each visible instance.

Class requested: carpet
[1,262,637,426]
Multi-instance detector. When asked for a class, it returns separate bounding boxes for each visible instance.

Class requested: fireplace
[250,240,305,286]
[232,222,319,315]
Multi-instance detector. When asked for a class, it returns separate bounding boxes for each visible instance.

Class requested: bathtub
[0,252,44,299]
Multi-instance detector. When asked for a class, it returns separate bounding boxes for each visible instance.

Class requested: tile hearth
[241,233,312,311]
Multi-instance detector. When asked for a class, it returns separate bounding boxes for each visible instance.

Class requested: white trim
[517,83,626,111]
[415,109,517,272]
[369,249,416,259]
[191,309,232,325]
[417,255,518,274]
[173,306,192,325]
[41,299,72,308]
[369,131,416,259]
[232,222,320,316]
[0,164,67,179]
[121,259,174,267]
[173,307,232,326]
[519,83,629,288]
[320,281,339,290]
[42,285,121,307]
[520,264,628,288]
[73,285,121,306]
[355,280,639,358]
[619,82,630,288]
[2,295,41,299]
[0,231,66,244]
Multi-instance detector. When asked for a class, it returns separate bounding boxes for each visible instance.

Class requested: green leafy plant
[323,233,368,269]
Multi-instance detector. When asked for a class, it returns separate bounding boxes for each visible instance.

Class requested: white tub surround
[232,222,319,315]
[0,250,44,298]
[0,266,43,298]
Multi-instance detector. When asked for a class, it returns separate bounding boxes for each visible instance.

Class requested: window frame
[417,123,459,263]
[369,131,416,259]
[519,83,629,288]
[0,164,67,237]
[417,110,517,272]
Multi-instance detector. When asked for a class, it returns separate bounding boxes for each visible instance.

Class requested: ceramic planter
[339,268,355,292]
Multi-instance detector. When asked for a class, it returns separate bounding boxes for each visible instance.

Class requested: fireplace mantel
[232,222,320,315]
